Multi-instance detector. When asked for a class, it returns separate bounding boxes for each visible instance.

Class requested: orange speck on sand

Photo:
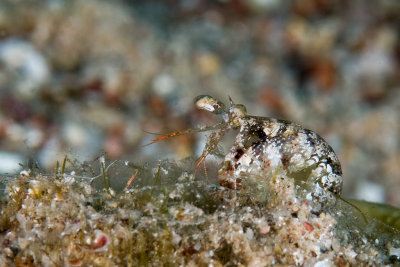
[303,222,314,232]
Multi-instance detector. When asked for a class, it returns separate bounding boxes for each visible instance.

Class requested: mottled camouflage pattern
[194,95,343,203]
[218,116,342,197]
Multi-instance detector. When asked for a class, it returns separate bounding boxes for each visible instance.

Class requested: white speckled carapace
[149,95,343,202]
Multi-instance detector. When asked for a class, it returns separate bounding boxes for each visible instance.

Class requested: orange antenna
[144,123,225,146]
[145,95,230,175]
[144,129,189,146]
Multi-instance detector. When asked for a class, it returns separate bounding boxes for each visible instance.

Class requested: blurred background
[0,0,399,206]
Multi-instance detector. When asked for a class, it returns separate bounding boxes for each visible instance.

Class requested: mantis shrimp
[148,95,342,203]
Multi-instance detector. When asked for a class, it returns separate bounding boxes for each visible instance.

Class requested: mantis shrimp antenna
[146,95,231,171]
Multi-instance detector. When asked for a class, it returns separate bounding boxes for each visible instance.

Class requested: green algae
[345,199,400,231]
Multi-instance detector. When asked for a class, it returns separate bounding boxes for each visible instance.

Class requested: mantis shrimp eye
[194,95,226,115]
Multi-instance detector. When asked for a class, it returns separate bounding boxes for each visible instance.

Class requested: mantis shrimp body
[149,95,343,203]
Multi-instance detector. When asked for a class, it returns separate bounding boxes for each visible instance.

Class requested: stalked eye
[230,104,247,118]
[194,95,226,114]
